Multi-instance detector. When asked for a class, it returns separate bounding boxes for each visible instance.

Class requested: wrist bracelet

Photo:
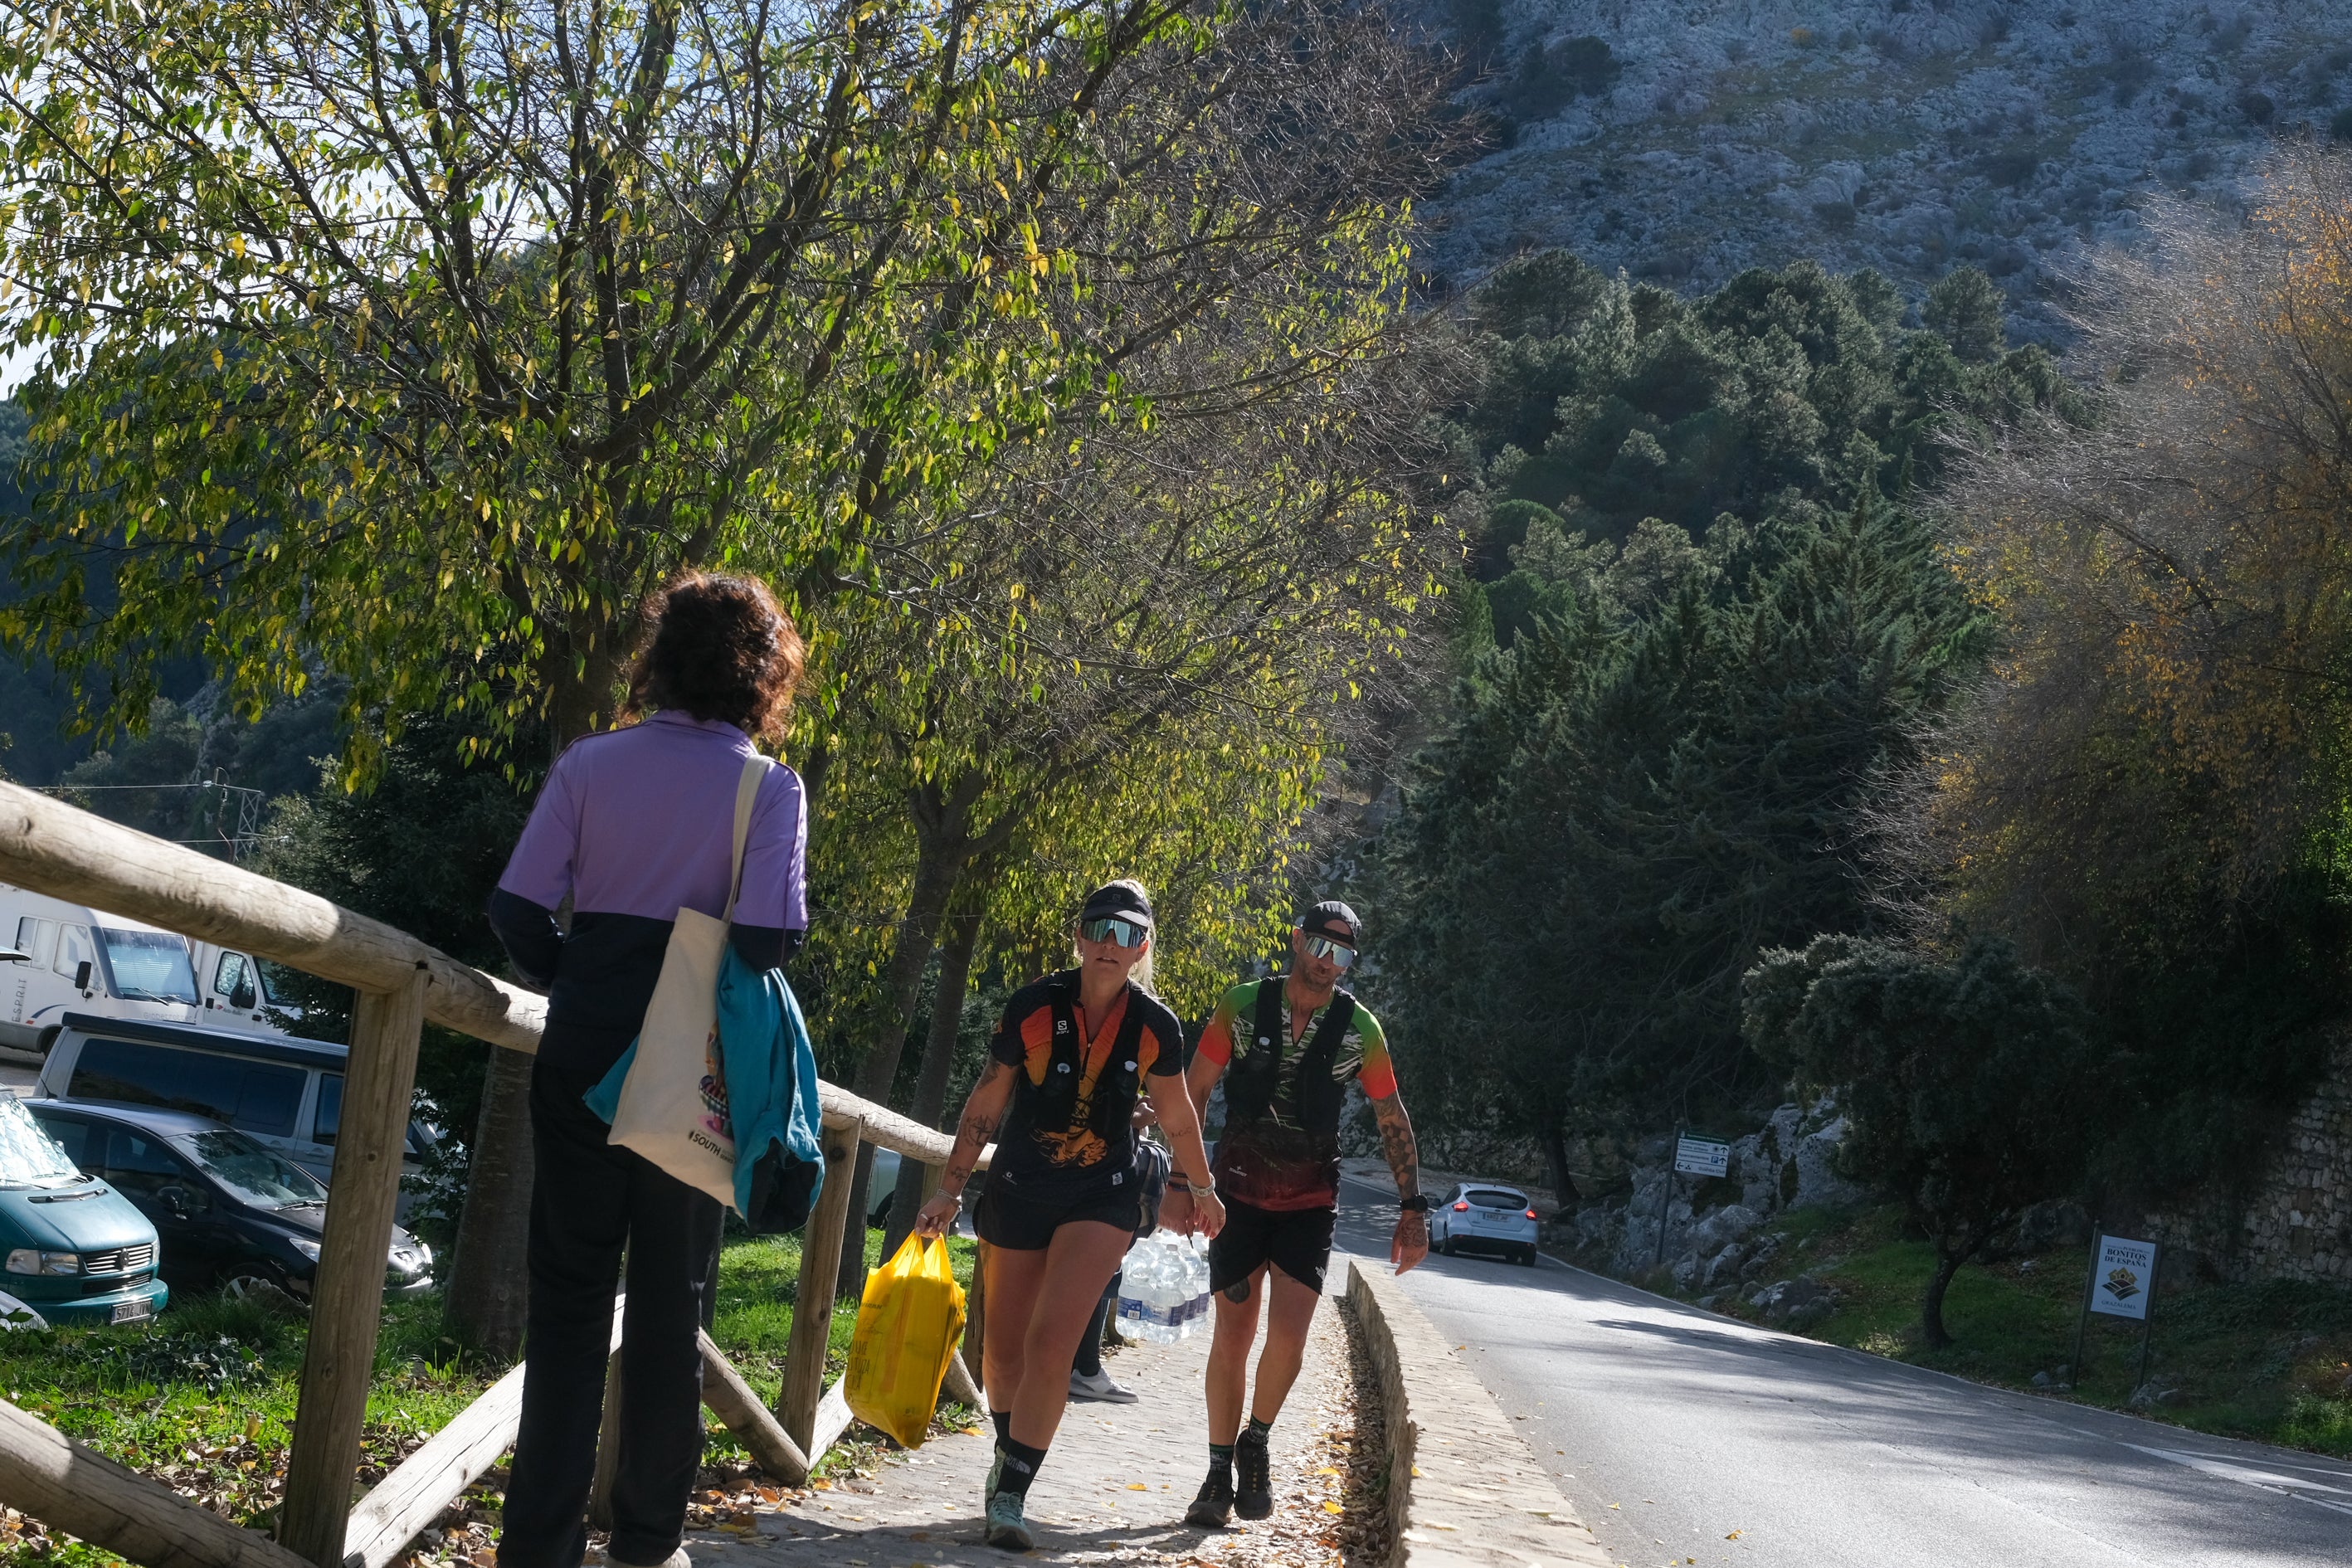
[1398,1194,1430,1213]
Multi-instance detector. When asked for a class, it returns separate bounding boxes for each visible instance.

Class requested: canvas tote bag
[605,752,770,1207]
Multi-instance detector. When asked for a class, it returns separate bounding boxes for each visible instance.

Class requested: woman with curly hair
[488,572,808,1568]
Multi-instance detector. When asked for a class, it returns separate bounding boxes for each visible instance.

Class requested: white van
[35,1012,436,1210]
[187,940,303,1034]
[1,883,290,1060]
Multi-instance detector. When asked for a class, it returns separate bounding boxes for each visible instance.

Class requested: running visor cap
[1079,879,1154,932]
[1296,899,1361,946]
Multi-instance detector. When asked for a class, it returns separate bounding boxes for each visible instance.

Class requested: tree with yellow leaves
[1909,149,2352,1197]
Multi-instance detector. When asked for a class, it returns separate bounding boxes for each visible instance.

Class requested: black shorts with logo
[1208,1197,1338,1295]
[973,1166,1150,1252]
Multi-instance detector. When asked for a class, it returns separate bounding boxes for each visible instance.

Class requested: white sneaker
[1069,1368,1138,1404]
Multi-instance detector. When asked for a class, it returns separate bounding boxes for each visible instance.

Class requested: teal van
[0,1092,169,1327]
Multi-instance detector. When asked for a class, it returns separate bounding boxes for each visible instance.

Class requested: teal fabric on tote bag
[713,947,825,1231]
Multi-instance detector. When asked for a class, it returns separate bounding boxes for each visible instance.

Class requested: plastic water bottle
[1115,1233,1182,1342]
[1117,1232,1214,1342]
[1168,1234,1211,1340]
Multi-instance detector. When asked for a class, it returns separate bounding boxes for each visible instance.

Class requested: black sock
[1244,1415,1273,1443]
[996,1437,1049,1499]
[1209,1442,1234,1478]
[1074,1274,1114,1379]
[992,1409,1011,1444]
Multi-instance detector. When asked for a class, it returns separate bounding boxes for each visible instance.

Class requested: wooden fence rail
[0,781,985,1568]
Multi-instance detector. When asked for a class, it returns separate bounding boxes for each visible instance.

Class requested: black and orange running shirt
[986,970,1184,1194]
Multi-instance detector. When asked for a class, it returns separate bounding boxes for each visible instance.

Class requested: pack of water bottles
[1116,1229,1213,1342]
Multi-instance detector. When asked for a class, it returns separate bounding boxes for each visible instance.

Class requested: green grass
[0,1223,980,1563]
[1666,1204,2352,1455]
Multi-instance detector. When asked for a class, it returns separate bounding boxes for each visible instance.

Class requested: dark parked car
[25,1100,433,1303]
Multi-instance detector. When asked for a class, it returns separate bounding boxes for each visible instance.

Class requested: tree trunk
[884,912,982,1260]
[442,633,625,1356]
[442,1043,537,1356]
[1920,1245,1966,1350]
[837,833,967,1299]
[1543,1121,1578,1208]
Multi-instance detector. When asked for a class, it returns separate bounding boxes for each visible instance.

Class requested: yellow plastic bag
[844,1232,968,1449]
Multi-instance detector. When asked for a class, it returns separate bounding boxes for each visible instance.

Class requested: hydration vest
[1221,976,1357,1138]
[1000,970,1150,1171]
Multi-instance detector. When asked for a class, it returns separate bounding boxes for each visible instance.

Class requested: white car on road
[1430,1181,1540,1265]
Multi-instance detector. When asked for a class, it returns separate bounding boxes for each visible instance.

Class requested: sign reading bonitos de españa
[2089,1234,2157,1322]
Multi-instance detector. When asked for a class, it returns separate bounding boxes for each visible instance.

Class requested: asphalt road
[1332,1176,2352,1568]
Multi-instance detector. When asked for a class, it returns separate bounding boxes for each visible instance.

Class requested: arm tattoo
[1372,1093,1419,1203]
[943,1061,1012,1189]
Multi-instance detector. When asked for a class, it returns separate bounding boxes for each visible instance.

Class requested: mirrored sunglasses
[1080,916,1148,947]
[1303,934,1357,968]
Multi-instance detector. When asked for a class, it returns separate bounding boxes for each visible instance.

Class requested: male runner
[1164,900,1426,1527]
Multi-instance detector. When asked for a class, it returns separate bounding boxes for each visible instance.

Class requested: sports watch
[1398,1194,1431,1213]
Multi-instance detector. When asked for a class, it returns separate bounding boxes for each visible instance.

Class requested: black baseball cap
[1080,880,1154,930]
[1296,900,1361,946]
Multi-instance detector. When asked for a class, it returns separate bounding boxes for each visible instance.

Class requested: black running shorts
[974,1171,1147,1251]
[1208,1197,1337,1295]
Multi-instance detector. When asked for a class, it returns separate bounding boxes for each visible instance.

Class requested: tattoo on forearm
[942,1062,1010,1190]
[1374,1098,1419,1201]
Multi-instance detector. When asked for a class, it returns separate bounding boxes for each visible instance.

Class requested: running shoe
[984,1488,1036,1551]
[1069,1368,1138,1404]
[1183,1468,1235,1527]
[984,1447,1005,1506]
[1234,1429,1273,1520]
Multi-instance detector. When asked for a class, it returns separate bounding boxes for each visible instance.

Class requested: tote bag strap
[721,753,771,923]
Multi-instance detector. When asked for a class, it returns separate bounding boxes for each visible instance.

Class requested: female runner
[913,879,1223,1549]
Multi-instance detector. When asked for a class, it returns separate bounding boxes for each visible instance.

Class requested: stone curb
[1345,1259,1613,1568]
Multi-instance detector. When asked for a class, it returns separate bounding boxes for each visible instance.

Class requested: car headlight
[4,1249,82,1277]
[289,1236,322,1261]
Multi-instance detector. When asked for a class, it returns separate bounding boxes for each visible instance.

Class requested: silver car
[1429,1181,1539,1265]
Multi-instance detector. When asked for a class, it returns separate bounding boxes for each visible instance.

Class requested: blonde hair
[1074,878,1157,995]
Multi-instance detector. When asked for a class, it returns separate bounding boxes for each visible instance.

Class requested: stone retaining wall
[2233,1037,2352,1285]
[1344,1259,1611,1568]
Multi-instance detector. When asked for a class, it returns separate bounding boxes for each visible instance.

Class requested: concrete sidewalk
[674,1302,1356,1567]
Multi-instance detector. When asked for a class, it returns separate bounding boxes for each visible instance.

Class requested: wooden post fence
[0,781,989,1568]
[779,1114,864,1454]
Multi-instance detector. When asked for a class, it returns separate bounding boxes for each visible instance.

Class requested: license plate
[110,1298,153,1325]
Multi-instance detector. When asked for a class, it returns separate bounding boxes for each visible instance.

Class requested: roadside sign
[2071,1231,2165,1395]
[1674,1133,1731,1178]
[2089,1234,2157,1322]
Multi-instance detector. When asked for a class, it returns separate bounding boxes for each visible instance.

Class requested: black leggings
[1073,1271,1120,1378]
[502,1058,724,1568]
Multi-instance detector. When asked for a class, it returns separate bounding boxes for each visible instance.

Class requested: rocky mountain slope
[1421,0,2352,337]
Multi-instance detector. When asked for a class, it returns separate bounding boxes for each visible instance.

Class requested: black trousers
[501,1058,724,1568]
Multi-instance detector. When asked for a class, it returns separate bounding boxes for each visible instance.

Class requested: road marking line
[2087,1434,2352,1516]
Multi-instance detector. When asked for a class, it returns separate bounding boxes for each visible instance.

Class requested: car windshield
[0,1095,87,1190]
[99,928,201,1004]
[173,1127,328,1210]
[253,959,299,1006]
[1466,1189,1527,1209]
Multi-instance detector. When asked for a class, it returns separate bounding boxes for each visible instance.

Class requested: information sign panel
[2089,1234,2158,1322]
[1673,1133,1731,1178]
